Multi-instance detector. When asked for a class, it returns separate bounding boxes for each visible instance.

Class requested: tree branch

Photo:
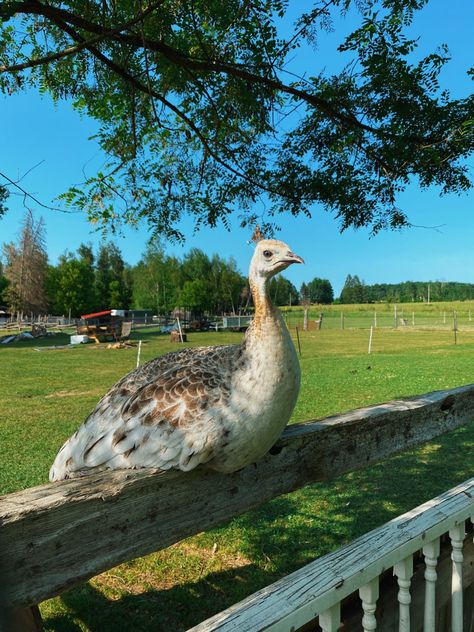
[5,0,381,137]
[275,0,339,60]
[0,169,73,213]
[0,0,167,73]
[41,10,301,203]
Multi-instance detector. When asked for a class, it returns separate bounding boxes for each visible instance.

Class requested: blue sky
[1,0,473,296]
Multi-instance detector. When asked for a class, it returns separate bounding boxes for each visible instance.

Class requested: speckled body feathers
[49,240,303,481]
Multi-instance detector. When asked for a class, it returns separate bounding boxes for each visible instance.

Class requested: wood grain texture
[1,384,474,609]
[326,539,474,632]
[189,479,474,632]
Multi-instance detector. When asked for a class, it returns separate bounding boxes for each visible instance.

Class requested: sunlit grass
[1,324,474,630]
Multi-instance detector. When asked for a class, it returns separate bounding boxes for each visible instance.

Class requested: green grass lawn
[1,324,474,631]
[282,299,474,330]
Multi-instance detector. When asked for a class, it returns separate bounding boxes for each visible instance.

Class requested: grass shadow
[231,421,474,572]
[41,422,474,632]
[43,561,279,632]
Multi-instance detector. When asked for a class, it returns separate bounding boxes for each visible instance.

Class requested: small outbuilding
[76,310,131,343]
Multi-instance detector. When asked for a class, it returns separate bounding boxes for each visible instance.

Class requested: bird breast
[208,315,300,472]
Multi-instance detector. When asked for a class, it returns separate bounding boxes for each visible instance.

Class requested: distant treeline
[0,214,304,317]
[2,214,473,316]
[339,275,474,304]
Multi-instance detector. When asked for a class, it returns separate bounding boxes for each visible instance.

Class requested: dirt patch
[45,390,95,398]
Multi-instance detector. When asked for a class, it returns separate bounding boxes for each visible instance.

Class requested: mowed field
[1,317,474,631]
[283,299,474,330]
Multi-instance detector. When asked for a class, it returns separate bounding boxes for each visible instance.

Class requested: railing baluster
[422,537,440,632]
[394,555,413,632]
[449,523,465,632]
[359,577,379,631]
[319,602,341,632]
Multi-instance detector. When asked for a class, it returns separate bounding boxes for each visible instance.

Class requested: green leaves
[1,0,473,238]
[0,184,8,216]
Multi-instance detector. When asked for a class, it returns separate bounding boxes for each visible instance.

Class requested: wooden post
[0,606,43,632]
[450,524,465,632]
[295,326,302,358]
[359,577,379,632]
[368,326,373,355]
[303,307,308,331]
[374,310,377,328]
[136,340,142,368]
[394,556,413,632]
[341,312,344,330]
[319,603,340,632]
[394,305,398,328]
[453,310,458,345]
[423,538,440,632]
[177,317,184,343]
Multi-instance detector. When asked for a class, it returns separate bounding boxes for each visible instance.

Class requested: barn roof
[80,310,112,320]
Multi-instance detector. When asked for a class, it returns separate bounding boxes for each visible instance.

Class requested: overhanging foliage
[0,0,473,239]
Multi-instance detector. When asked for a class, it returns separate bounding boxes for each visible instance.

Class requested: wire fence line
[2,306,474,334]
[283,307,474,331]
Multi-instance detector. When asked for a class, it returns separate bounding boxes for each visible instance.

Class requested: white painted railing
[190,478,474,632]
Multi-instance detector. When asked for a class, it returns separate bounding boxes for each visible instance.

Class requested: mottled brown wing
[49,345,239,480]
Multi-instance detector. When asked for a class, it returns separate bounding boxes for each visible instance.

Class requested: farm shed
[0,384,473,630]
[76,310,131,343]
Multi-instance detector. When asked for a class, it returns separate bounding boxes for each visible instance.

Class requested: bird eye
[263,250,273,258]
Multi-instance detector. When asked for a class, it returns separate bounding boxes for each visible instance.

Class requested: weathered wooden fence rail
[1,383,474,629]
[190,478,474,632]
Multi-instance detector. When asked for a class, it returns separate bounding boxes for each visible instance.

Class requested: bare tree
[2,211,48,318]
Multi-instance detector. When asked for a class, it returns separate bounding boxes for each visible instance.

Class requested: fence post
[394,555,413,632]
[0,606,43,632]
[319,603,341,632]
[450,523,465,632]
[359,577,379,631]
[423,538,440,632]
[295,326,302,358]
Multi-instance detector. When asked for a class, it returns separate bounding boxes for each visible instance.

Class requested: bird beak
[283,251,304,265]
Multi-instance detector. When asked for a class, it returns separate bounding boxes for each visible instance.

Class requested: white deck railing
[191,478,474,632]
